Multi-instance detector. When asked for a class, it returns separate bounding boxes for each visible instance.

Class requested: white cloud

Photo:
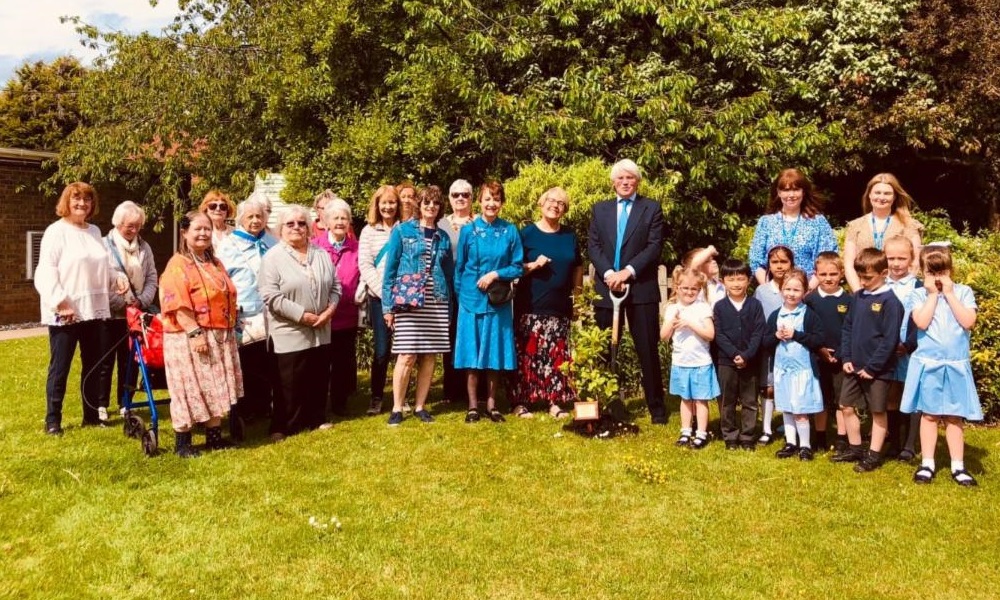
[0,0,181,83]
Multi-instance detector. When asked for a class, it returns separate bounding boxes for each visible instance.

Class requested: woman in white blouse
[35,182,121,435]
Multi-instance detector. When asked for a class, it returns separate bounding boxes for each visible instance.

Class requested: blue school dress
[772,305,824,415]
[900,285,982,420]
[888,274,922,382]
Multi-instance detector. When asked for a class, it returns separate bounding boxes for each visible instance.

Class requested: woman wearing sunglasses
[381,186,454,426]
[199,190,237,249]
[259,205,342,440]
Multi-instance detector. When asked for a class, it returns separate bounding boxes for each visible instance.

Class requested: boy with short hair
[712,258,767,450]
[833,248,904,472]
[803,252,852,452]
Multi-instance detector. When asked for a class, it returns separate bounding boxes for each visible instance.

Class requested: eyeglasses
[450,192,471,199]
[422,200,442,206]
[543,198,568,208]
[284,220,308,228]
[207,202,228,211]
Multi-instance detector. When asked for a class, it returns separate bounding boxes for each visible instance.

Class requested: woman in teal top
[453,180,524,423]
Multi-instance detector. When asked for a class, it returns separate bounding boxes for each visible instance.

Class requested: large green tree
[57,0,923,243]
[0,56,85,151]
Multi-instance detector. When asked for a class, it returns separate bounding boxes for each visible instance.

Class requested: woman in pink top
[314,197,361,418]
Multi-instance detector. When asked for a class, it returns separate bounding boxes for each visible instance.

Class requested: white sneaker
[98,407,109,422]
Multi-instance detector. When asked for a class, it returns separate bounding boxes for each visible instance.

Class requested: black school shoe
[853,450,884,473]
[775,443,798,459]
[798,447,815,461]
[724,441,739,451]
[830,446,864,463]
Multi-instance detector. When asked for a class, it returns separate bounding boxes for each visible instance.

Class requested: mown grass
[1,335,998,599]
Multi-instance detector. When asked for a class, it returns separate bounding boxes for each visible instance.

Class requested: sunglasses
[207,202,228,211]
[422,200,442,206]
[450,192,471,199]
[284,220,308,228]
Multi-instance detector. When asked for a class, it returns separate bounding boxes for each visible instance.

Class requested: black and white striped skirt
[391,298,451,354]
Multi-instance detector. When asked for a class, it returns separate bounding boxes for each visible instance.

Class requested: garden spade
[607,283,630,422]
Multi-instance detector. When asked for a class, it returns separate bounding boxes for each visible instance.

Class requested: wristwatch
[186,327,204,338]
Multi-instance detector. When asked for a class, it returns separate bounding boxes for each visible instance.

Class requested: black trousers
[717,364,758,442]
[237,339,273,419]
[328,328,358,415]
[99,318,136,410]
[595,302,665,419]
[271,345,330,435]
[46,320,109,426]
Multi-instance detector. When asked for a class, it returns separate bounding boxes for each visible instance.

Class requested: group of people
[33,175,585,456]
[662,169,982,487]
[34,162,983,486]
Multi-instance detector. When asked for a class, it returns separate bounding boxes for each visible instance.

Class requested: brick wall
[0,160,177,325]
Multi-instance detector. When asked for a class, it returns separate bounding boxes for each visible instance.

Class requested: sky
[0,0,181,86]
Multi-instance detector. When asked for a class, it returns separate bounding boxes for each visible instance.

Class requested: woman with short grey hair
[259,205,342,440]
[99,200,158,422]
[217,197,279,428]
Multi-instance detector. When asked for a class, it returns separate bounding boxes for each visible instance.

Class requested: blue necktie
[614,199,631,270]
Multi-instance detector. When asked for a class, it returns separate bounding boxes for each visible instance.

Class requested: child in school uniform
[661,266,719,449]
[712,258,766,450]
[803,251,852,452]
[754,244,794,445]
[903,244,982,486]
[684,246,725,306]
[883,235,923,460]
[763,268,826,460]
[833,247,905,472]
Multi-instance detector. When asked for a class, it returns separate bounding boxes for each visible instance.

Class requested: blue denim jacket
[381,220,454,314]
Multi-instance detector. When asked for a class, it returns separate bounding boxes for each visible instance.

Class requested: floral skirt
[510,313,576,406]
[163,330,244,430]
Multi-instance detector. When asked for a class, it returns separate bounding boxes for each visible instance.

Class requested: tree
[54,0,930,247]
[0,56,85,151]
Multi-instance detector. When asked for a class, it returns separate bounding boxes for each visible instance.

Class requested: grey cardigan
[104,234,158,319]
[258,242,342,354]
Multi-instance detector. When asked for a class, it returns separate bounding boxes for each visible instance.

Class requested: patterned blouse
[159,253,239,333]
[748,212,839,278]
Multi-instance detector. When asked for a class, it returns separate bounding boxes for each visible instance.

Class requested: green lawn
[1,335,997,599]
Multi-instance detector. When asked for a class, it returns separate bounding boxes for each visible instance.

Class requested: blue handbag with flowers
[390,238,437,312]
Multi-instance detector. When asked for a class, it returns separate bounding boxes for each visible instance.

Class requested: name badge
[837,304,848,314]
[871,303,882,313]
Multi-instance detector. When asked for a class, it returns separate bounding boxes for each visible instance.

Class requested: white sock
[951,460,965,473]
[783,413,796,445]
[795,420,811,449]
[695,430,708,440]
[763,399,775,435]
[680,428,692,437]
[922,458,935,471]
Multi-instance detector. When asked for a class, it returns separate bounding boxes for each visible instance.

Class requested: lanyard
[871,214,892,250]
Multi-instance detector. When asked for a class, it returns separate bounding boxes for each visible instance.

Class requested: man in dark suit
[587,159,667,423]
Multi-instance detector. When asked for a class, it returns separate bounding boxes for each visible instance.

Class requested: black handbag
[486,279,514,306]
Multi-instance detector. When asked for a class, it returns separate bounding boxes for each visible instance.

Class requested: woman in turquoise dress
[453,180,524,423]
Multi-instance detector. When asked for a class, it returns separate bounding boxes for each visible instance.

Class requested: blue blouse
[748,212,839,278]
[216,229,278,317]
[454,216,524,315]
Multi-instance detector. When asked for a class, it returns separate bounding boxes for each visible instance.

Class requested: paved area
[0,327,47,341]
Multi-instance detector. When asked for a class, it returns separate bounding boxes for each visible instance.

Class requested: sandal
[675,434,692,447]
[757,433,774,446]
[913,466,936,484]
[690,436,709,450]
[513,405,533,419]
[487,408,506,423]
[951,468,978,487]
[464,410,481,423]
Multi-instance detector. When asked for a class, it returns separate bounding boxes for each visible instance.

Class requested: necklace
[779,212,800,245]
[447,214,473,232]
[189,253,235,342]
